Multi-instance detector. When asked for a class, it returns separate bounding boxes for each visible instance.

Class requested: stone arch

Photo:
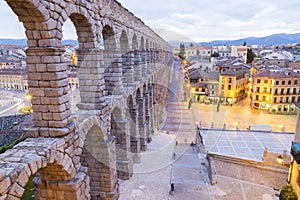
[132,34,138,50]
[146,39,149,50]
[127,94,140,162]
[102,24,123,95]
[64,11,98,111]
[120,31,134,87]
[102,25,117,50]
[140,36,145,50]
[80,122,118,199]
[111,106,133,180]
[4,0,52,47]
[120,31,129,53]
[136,88,147,151]
[143,83,152,143]
[67,12,97,49]
[0,137,86,199]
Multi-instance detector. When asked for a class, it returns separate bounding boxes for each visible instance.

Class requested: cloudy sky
[1,0,300,42]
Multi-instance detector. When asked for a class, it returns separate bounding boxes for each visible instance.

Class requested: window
[228,78,232,83]
[280,97,283,103]
[292,96,295,102]
[263,87,267,93]
[275,89,278,95]
[257,79,261,84]
[288,80,291,85]
[286,97,289,103]
[255,95,259,101]
[256,87,260,92]
[264,80,268,84]
[274,97,277,103]
[281,88,284,95]
[262,96,266,101]
[276,81,279,85]
[295,80,298,85]
[282,81,285,85]
[211,91,214,95]
[287,88,290,94]
[293,88,297,94]
[211,85,215,89]
[228,85,232,90]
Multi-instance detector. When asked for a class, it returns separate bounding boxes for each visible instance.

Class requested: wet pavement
[191,100,297,133]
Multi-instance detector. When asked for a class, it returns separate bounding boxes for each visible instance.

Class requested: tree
[243,41,247,46]
[190,43,194,47]
[196,49,200,56]
[179,43,186,59]
[247,48,256,63]
[211,52,220,57]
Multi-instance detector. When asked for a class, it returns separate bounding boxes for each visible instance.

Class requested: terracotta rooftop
[254,69,300,78]
[288,62,300,70]
[221,69,249,76]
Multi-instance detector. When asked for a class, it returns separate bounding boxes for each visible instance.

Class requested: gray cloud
[118,0,300,42]
[1,0,300,42]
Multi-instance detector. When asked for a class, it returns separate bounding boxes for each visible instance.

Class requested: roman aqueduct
[0,0,173,199]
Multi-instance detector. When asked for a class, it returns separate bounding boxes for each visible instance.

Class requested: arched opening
[133,34,138,50]
[62,18,80,113]
[80,125,118,199]
[66,12,101,110]
[136,88,147,151]
[133,35,142,82]
[0,1,31,117]
[120,31,133,87]
[127,95,140,162]
[111,107,133,179]
[143,83,152,143]
[103,25,123,95]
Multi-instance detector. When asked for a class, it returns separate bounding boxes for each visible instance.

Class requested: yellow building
[220,69,249,105]
[251,69,300,114]
[0,69,28,91]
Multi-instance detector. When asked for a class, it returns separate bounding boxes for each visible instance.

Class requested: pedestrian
[169,183,175,195]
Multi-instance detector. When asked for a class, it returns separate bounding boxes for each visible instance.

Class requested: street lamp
[234,122,239,130]
[277,155,284,165]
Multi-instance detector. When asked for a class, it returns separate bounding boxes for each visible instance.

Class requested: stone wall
[208,153,289,190]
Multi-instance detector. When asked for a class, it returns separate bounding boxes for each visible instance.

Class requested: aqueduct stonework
[0,0,173,199]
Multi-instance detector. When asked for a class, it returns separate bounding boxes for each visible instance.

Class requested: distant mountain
[0,38,27,46]
[0,38,78,46]
[169,33,300,47]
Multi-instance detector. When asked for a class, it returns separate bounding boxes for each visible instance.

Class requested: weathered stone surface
[0,177,11,195]
[1,0,173,199]
[0,171,5,182]
[9,183,24,198]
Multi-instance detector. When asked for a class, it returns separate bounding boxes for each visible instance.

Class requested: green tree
[190,43,194,47]
[211,52,220,57]
[196,49,200,56]
[179,43,186,59]
[279,184,297,200]
[243,41,247,46]
[247,48,256,63]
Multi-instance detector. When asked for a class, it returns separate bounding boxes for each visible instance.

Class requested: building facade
[220,69,250,105]
[231,46,248,63]
[0,69,28,91]
[250,69,300,114]
[186,46,212,59]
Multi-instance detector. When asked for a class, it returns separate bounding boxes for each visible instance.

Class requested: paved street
[119,61,283,200]
[191,98,297,133]
[0,89,27,117]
